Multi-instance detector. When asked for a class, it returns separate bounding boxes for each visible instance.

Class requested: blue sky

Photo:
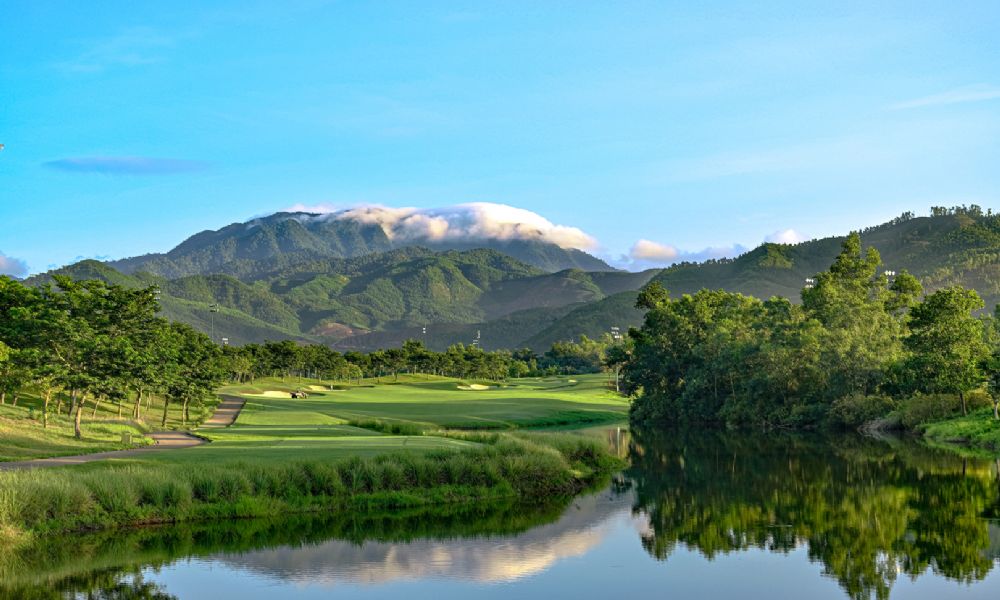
[2,0,999,275]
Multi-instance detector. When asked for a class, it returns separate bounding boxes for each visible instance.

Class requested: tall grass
[0,433,620,539]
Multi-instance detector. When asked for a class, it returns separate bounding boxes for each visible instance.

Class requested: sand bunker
[307,385,329,391]
[259,391,292,398]
[458,384,491,391]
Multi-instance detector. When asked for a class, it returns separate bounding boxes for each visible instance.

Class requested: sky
[2,0,999,276]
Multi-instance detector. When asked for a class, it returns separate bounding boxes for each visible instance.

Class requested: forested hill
[29,248,657,350]
[653,208,1000,310]
[26,207,1000,351]
[109,211,616,278]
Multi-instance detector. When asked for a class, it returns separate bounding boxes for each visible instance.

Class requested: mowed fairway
[230,373,627,430]
[124,374,627,467]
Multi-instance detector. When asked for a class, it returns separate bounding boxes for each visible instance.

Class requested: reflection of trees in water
[0,497,574,597]
[2,568,176,600]
[627,429,1000,600]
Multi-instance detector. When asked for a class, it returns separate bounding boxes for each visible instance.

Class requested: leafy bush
[829,394,898,428]
[898,391,993,429]
[898,394,963,429]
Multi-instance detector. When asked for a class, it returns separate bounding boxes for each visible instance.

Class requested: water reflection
[627,429,1000,600]
[209,491,630,585]
[2,430,999,600]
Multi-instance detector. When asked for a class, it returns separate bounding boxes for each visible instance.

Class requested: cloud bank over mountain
[284,202,599,250]
[280,201,811,271]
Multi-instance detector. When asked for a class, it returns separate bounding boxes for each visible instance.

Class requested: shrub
[898,393,963,429]
[829,394,898,428]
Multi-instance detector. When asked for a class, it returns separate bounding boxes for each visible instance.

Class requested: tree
[802,232,902,400]
[904,287,989,415]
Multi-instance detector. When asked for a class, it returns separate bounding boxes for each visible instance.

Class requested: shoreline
[0,431,622,544]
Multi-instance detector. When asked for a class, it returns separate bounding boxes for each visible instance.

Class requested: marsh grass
[0,433,619,539]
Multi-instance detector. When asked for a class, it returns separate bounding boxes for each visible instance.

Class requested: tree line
[0,275,614,438]
[223,335,611,384]
[0,276,225,437]
[619,232,1000,429]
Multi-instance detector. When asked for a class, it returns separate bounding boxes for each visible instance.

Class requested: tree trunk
[0,390,5,405]
[960,390,968,416]
[182,398,190,425]
[91,395,102,417]
[42,389,51,429]
[133,389,143,420]
[11,392,18,407]
[74,397,84,439]
[69,389,78,417]
[161,397,170,427]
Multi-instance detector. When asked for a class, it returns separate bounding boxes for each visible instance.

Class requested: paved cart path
[0,395,246,471]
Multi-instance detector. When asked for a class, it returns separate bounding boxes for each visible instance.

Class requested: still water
[5,429,1000,599]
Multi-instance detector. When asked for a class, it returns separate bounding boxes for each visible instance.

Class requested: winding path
[0,395,246,471]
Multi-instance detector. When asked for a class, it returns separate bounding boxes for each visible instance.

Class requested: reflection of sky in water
[144,492,1000,600]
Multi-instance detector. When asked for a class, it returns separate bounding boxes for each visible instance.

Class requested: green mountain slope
[36,208,1000,351]
[109,211,615,277]
[30,248,649,348]
[651,210,1000,310]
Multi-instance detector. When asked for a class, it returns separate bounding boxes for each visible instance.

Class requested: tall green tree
[904,287,989,415]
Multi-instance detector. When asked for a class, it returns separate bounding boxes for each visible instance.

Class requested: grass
[0,432,618,540]
[0,389,217,462]
[919,408,1000,457]
[0,373,626,541]
[221,373,628,431]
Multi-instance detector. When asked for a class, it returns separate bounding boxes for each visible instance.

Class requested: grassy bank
[0,389,217,462]
[0,431,619,542]
[918,408,1000,457]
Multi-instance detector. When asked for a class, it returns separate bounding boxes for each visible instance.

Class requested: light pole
[209,303,219,342]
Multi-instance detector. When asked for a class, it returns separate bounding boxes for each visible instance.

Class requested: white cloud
[281,202,599,250]
[890,84,1000,110]
[629,239,678,262]
[765,229,809,244]
[0,252,28,278]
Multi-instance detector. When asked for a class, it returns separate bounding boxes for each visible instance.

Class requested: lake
[4,428,999,599]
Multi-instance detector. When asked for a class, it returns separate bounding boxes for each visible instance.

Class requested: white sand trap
[307,385,329,391]
[568,379,578,383]
[458,384,491,391]
[259,391,292,398]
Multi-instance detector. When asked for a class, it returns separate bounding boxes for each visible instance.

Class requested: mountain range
[28,206,1000,351]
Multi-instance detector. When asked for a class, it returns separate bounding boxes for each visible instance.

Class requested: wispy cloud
[891,84,1000,110]
[661,134,894,182]
[0,252,28,278]
[55,27,173,73]
[44,156,210,175]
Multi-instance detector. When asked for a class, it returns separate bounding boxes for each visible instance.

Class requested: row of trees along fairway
[1,274,617,439]
[223,335,612,384]
[0,276,225,437]
[622,232,1000,429]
